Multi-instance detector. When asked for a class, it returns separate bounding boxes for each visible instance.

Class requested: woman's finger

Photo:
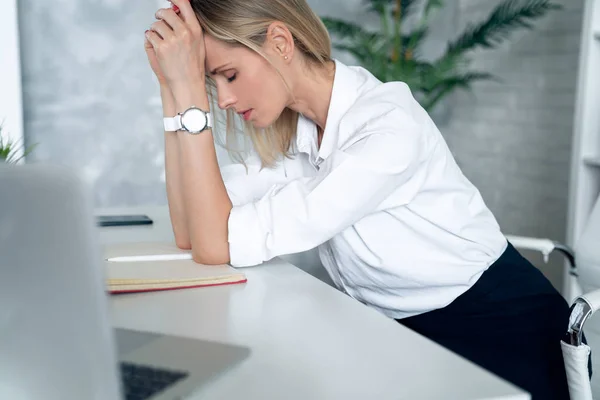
[150,20,174,41]
[144,35,152,50]
[145,29,162,49]
[155,8,187,35]
[170,0,197,27]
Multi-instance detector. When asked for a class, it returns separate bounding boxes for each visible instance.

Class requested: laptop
[0,164,250,400]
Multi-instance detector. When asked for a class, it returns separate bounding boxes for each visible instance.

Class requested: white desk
[98,207,530,400]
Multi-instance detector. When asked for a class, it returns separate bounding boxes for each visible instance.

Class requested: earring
[284,56,288,60]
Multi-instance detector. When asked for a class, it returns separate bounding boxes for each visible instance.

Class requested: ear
[266,21,295,63]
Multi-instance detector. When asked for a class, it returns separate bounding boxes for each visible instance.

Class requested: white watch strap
[163,110,212,132]
[163,115,182,132]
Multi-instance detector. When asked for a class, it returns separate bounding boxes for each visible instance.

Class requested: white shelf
[566,0,600,302]
[0,0,24,161]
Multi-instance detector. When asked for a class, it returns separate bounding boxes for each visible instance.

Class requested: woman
[144,0,570,397]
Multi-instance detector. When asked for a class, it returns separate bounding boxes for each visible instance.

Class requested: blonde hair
[190,0,332,167]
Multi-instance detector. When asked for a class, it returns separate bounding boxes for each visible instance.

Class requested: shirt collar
[318,59,360,161]
[294,60,364,162]
[295,113,318,160]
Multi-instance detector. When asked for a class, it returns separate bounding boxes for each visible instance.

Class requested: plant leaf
[424,0,444,17]
[0,120,37,163]
[321,17,370,40]
[363,0,419,17]
[324,0,558,114]
[422,72,497,110]
[332,44,372,63]
[446,0,562,56]
[403,27,429,59]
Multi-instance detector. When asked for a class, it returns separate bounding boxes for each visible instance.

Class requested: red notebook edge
[108,277,248,295]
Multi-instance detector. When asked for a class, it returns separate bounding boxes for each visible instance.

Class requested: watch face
[181,107,208,133]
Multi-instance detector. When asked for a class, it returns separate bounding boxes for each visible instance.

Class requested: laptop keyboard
[120,361,189,400]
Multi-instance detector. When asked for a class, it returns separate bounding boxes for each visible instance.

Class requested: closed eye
[226,73,237,83]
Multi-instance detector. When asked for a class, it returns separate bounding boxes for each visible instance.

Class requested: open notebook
[104,242,246,294]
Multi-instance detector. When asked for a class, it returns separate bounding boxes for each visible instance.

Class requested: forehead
[204,35,260,73]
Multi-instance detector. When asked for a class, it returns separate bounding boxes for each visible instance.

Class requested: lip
[239,109,253,121]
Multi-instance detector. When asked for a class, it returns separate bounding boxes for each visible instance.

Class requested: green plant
[0,122,36,164]
[322,0,561,112]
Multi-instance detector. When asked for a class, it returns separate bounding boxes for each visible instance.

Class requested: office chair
[506,197,600,400]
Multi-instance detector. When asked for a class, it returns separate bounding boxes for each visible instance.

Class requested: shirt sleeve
[228,108,429,267]
[221,153,302,206]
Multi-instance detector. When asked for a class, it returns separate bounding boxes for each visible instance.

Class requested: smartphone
[96,214,153,227]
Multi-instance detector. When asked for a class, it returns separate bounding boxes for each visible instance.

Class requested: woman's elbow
[191,247,230,265]
[175,239,192,251]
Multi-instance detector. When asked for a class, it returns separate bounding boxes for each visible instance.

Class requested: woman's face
[204,35,290,129]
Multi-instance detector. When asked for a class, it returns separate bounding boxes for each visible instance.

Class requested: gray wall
[18,0,372,208]
[18,0,584,287]
[440,0,584,288]
[19,0,171,206]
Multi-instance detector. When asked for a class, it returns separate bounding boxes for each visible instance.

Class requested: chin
[250,115,275,130]
[255,111,286,130]
[245,107,285,129]
[252,121,270,129]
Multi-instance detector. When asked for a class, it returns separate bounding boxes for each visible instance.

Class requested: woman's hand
[145,0,206,92]
[144,35,168,86]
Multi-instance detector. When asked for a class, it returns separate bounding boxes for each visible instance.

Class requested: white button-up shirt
[225,60,508,319]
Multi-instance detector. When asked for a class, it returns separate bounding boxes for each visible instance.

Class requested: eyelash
[227,73,237,83]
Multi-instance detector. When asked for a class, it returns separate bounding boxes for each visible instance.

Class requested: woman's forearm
[172,80,233,264]
[145,2,230,262]
[162,84,192,249]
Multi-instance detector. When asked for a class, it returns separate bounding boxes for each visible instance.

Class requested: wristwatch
[163,106,213,134]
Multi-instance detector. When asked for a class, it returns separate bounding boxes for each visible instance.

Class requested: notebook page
[106,259,241,281]
[104,242,192,262]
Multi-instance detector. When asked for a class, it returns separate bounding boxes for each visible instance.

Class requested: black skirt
[397,242,571,400]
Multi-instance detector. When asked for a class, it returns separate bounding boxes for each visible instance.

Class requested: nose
[217,86,237,110]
